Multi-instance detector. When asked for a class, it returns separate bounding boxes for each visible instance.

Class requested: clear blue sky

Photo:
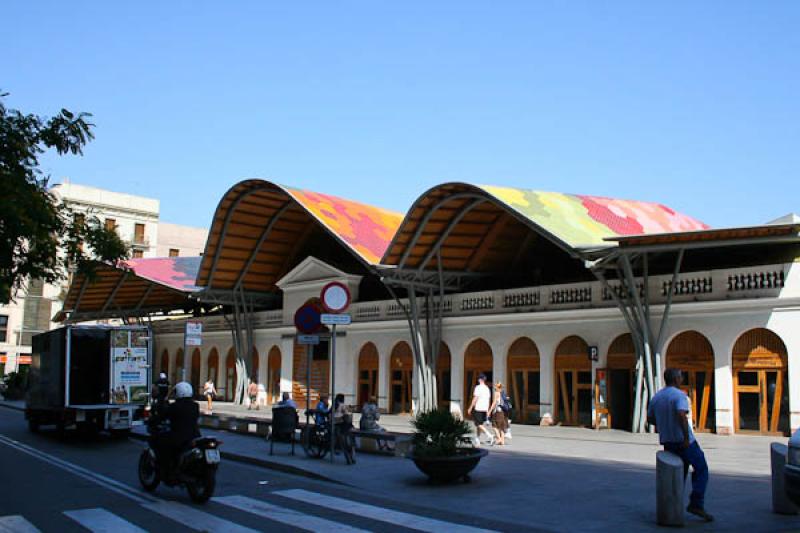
[5,2,799,229]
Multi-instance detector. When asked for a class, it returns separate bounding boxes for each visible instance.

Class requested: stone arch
[357,342,379,408]
[437,342,451,409]
[507,337,540,424]
[389,341,413,414]
[464,338,493,411]
[553,335,591,427]
[606,333,636,430]
[732,328,790,435]
[207,348,219,385]
[267,345,281,405]
[159,349,169,377]
[666,331,715,432]
[172,348,184,384]
[224,348,237,402]
[190,348,201,396]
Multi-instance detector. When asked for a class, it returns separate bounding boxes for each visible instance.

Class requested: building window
[132,249,144,258]
[169,248,179,257]
[105,218,117,231]
[0,316,8,343]
[134,223,145,244]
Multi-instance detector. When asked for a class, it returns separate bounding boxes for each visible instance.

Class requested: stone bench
[656,450,685,527]
[352,429,413,457]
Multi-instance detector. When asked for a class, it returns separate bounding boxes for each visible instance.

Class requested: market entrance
[463,339,493,412]
[554,336,592,427]
[390,342,413,414]
[607,333,636,431]
[358,342,379,408]
[666,331,715,432]
[436,343,451,410]
[507,337,540,424]
[267,346,281,405]
[733,328,790,436]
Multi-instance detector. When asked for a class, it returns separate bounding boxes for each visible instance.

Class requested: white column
[538,339,557,426]
[449,340,465,417]
[378,341,391,412]
[710,334,735,435]
[280,337,294,394]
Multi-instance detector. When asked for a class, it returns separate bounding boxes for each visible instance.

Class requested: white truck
[25,325,152,436]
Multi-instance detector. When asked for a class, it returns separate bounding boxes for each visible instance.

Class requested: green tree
[0,92,129,304]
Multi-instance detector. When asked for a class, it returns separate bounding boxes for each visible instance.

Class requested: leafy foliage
[0,92,129,303]
[411,408,473,458]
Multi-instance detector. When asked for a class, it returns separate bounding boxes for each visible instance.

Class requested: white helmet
[159,372,167,380]
[175,381,193,399]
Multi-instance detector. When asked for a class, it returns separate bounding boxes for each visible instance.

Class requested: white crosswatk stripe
[64,508,147,533]
[0,515,40,533]
[273,489,500,533]
[142,500,259,533]
[215,495,370,533]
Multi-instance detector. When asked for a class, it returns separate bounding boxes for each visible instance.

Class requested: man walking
[466,373,493,446]
[648,368,713,522]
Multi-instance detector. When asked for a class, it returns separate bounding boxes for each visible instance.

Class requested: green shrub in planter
[411,408,473,458]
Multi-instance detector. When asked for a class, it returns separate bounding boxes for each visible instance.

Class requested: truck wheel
[138,450,160,492]
[27,418,39,433]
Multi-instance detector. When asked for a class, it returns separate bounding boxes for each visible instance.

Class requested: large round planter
[411,448,488,484]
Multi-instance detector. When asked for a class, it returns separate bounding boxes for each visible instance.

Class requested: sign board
[297,334,320,345]
[321,281,351,313]
[110,329,149,404]
[588,345,599,362]
[185,321,203,346]
[321,313,351,325]
[294,303,323,334]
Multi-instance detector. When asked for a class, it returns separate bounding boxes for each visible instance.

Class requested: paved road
[0,407,526,532]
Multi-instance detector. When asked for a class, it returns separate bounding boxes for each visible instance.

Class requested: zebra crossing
[0,490,500,533]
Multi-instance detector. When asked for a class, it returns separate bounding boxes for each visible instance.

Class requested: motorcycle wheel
[138,449,160,492]
[186,468,216,504]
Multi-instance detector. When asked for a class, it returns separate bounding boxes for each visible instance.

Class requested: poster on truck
[111,329,149,403]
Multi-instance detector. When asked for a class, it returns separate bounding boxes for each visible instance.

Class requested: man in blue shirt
[648,368,713,522]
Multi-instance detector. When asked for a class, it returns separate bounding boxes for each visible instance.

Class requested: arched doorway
[437,343,451,410]
[173,349,184,385]
[225,348,236,402]
[554,336,592,427]
[607,334,636,431]
[159,350,168,377]
[251,346,259,384]
[666,331,715,433]
[358,343,379,408]
[464,339,493,411]
[190,348,201,396]
[733,328,790,436]
[267,346,281,405]
[207,348,219,386]
[507,338,540,424]
[390,342,413,414]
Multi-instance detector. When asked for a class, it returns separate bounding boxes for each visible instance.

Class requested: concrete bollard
[771,442,798,515]
[657,451,685,527]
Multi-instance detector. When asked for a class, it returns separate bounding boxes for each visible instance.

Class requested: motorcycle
[138,412,221,503]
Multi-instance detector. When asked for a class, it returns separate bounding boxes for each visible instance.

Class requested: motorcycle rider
[149,381,201,479]
[155,372,170,402]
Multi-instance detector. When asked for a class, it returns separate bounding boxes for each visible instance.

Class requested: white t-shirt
[473,383,491,412]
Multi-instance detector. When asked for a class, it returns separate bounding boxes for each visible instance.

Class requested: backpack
[500,391,512,413]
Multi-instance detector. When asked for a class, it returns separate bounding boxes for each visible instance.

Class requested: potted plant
[410,408,488,483]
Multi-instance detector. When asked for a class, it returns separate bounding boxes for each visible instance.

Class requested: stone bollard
[771,442,798,515]
[657,451,685,527]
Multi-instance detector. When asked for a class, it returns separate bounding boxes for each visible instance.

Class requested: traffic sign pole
[330,323,336,463]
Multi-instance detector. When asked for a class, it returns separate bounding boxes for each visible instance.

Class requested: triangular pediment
[275,256,358,289]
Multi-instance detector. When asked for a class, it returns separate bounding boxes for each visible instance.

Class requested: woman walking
[203,378,217,414]
[489,382,508,446]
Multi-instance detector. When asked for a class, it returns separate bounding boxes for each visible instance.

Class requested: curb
[129,430,345,486]
[0,402,24,412]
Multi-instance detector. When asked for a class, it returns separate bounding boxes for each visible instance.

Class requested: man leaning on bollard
[648,368,714,522]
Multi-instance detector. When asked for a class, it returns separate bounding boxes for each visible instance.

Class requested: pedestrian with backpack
[489,382,509,445]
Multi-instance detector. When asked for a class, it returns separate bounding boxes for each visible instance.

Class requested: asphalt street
[0,406,526,532]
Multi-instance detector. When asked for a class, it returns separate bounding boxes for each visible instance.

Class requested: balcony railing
[151,263,794,333]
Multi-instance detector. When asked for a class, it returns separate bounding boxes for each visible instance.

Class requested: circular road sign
[321,281,351,313]
[294,302,322,334]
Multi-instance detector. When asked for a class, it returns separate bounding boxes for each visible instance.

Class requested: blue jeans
[663,441,709,509]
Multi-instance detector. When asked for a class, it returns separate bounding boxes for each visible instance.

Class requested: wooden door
[507,338,540,424]
[267,346,281,405]
[666,331,715,432]
[358,343,379,408]
[464,339,493,411]
[554,336,592,427]
[390,342,413,414]
[436,344,451,410]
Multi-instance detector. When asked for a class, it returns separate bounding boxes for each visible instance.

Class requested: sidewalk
[4,399,797,530]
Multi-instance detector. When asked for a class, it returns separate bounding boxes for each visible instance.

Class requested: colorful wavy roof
[479,185,709,248]
[284,187,404,264]
[122,257,203,292]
